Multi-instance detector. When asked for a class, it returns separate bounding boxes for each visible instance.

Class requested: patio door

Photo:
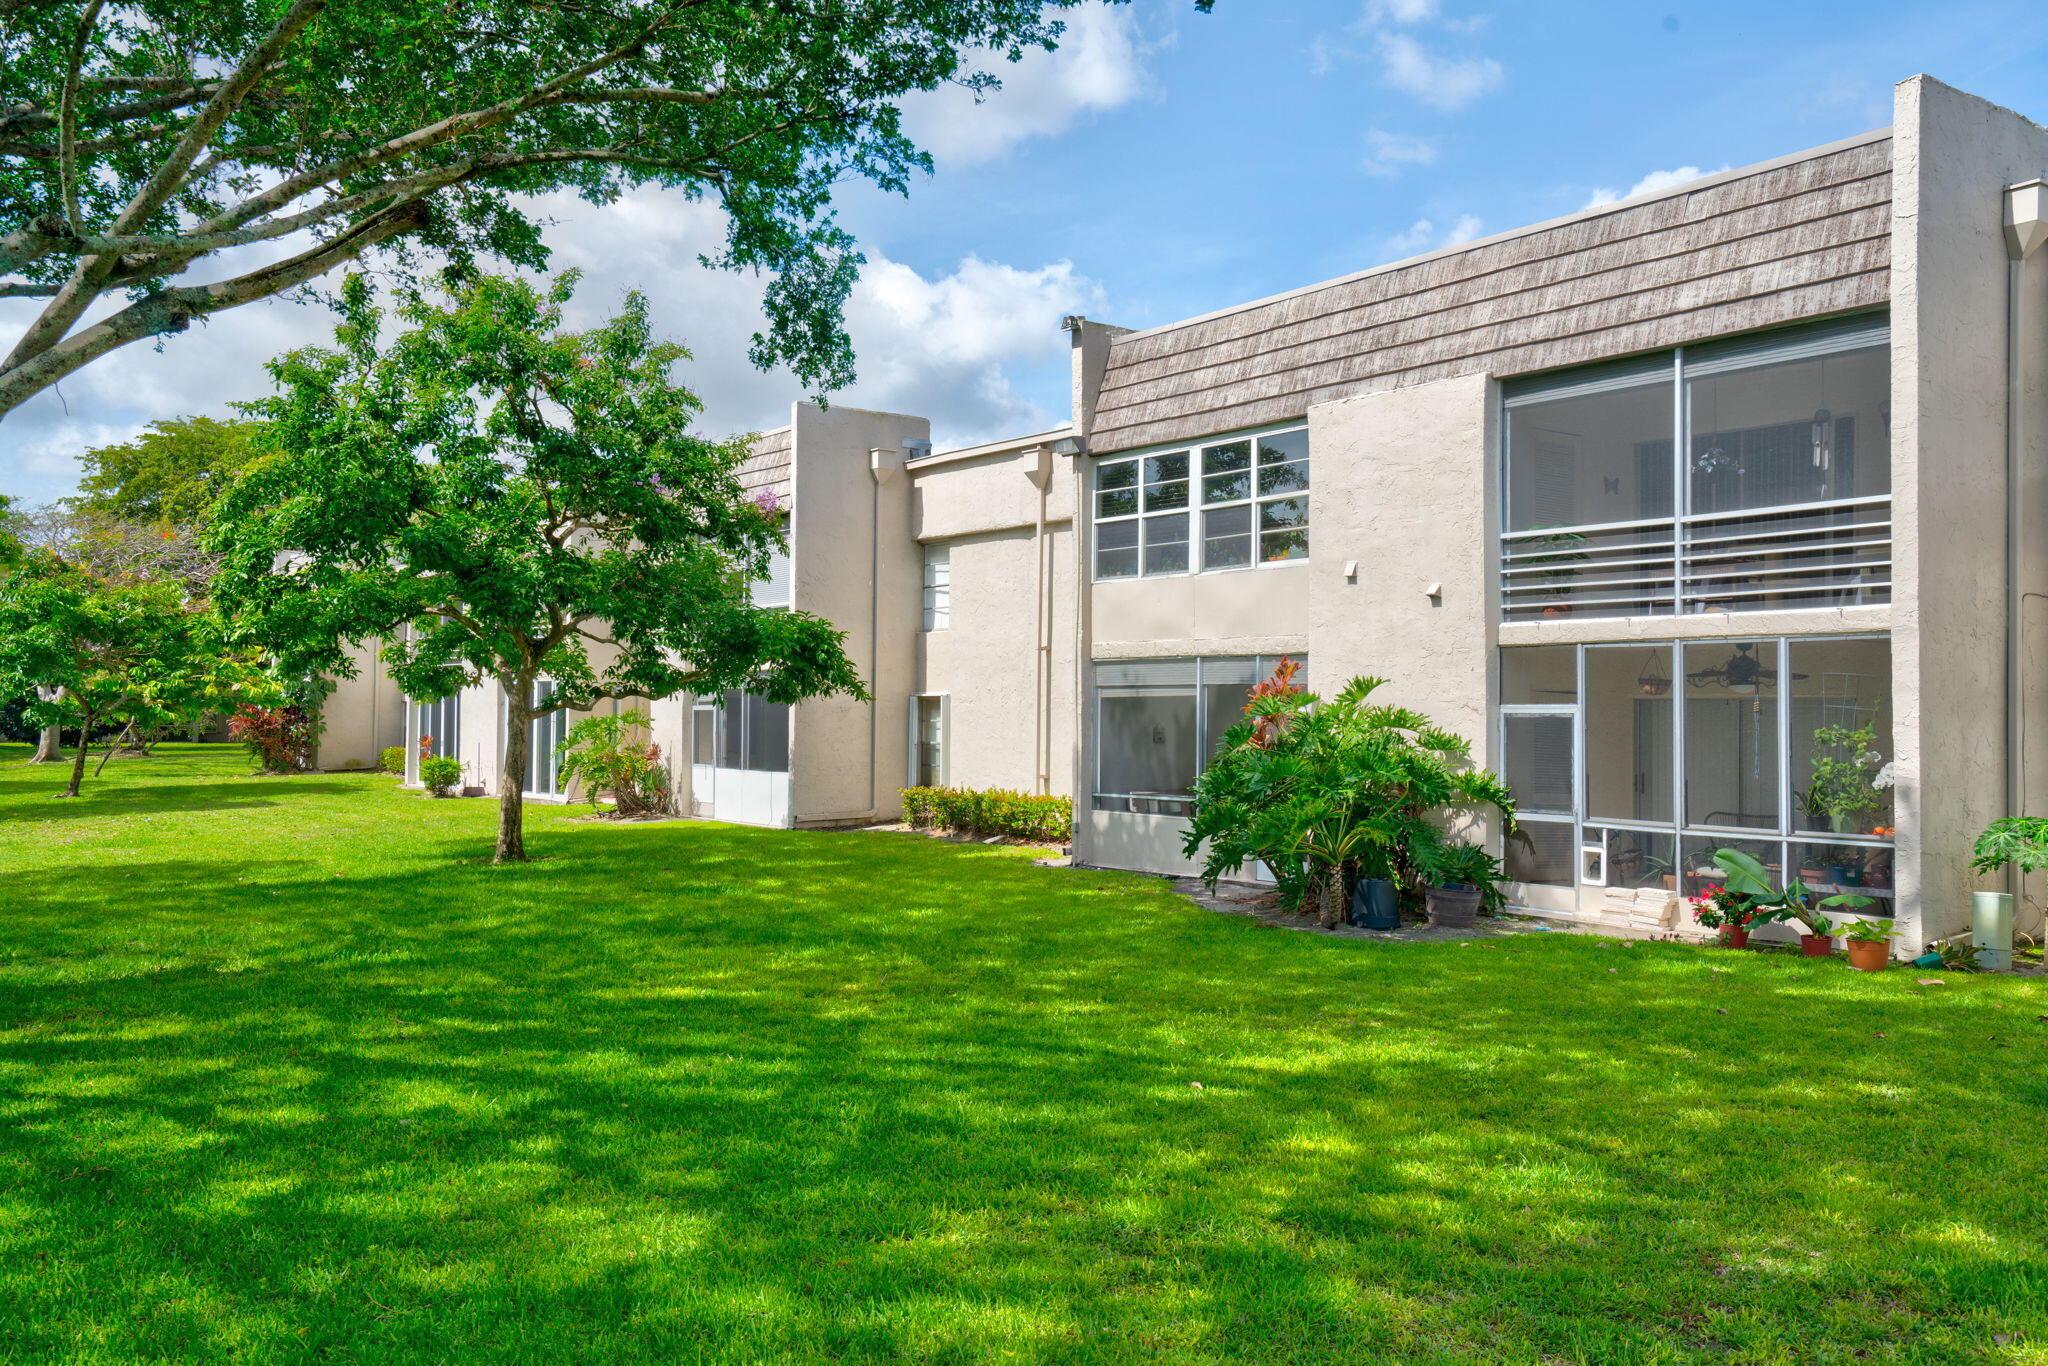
[1499,706,1578,914]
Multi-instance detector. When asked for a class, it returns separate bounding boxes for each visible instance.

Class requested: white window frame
[1092,422,1310,582]
[921,544,950,631]
[907,692,948,787]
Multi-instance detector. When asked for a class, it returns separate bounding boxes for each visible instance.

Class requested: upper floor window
[1500,314,1890,619]
[921,543,950,630]
[1094,426,1309,580]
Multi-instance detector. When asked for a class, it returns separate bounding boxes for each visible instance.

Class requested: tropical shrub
[379,746,405,775]
[1184,668,1517,926]
[228,703,320,773]
[900,786,1073,844]
[419,755,463,797]
[555,710,674,816]
[1417,841,1510,913]
[1970,816,2048,877]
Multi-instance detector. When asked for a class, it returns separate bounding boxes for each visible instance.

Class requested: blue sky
[7,0,2048,503]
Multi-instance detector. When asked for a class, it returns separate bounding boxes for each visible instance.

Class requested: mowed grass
[1,747,2045,1365]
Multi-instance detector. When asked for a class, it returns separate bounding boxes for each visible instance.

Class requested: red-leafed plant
[1244,655,1305,749]
[228,703,320,773]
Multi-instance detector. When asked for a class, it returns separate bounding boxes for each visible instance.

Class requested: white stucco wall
[316,638,406,771]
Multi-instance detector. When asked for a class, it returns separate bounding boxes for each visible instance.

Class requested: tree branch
[58,0,106,232]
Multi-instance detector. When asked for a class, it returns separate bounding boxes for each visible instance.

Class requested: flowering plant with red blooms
[1689,886,1760,930]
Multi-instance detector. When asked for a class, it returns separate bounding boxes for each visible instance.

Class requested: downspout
[2003,179,2048,903]
[1029,444,1054,794]
[868,448,884,819]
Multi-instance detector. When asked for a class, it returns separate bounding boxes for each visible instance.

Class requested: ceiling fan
[1685,643,1806,695]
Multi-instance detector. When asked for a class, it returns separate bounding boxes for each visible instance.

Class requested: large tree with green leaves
[0,551,211,795]
[72,415,269,522]
[209,269,865,863]
[0,0,1213,419]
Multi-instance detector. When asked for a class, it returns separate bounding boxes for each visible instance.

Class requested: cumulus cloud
[1381,212,1484,260]
[899,2,1153,167]
[1374,32,1503,111]
[0,187,1106,503]
[1584,164,1732,208]
[1366,0,1439,20]
[1360,128,1439,177]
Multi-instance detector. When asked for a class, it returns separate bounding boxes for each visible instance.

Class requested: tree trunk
[60,711,92,797]
[1321,876,1344,929]
[31,686,63,762]
[496,679,532,864]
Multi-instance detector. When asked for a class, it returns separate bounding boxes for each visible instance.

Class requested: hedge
[901,786,1073,844]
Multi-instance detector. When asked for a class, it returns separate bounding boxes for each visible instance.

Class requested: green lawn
[1,746,2044,1365]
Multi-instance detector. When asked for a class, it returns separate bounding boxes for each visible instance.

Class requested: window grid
[921,544,950,631]
[1094,426,1309,580]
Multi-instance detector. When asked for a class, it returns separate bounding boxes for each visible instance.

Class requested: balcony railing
[1501,495,1891,621]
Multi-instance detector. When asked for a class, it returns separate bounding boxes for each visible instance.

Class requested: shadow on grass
[0,789,2044,1363]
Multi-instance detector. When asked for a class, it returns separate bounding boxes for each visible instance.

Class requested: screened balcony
[1500,315,1891,620]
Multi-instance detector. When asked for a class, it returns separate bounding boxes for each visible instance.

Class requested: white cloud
[1360,128,1438,176]
[1584,164,1732,209]
[0,187,1103,503]
[899,2,1152,167]
[1366,0,1439,21]
[1380,212,1484,260]
[1375,31,1503,111]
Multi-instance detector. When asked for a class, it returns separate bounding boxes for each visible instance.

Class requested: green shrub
[555,709,673,816]
[419,755,463,796]
[900,786,1072,844]
[379,745,405,775]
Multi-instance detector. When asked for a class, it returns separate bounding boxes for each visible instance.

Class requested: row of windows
[1094,428,1310,580]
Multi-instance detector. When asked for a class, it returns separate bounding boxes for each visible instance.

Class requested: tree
[0,0,1215,419]
[208,269,866,863]
[0,552,210,795]
[72,415,269,522]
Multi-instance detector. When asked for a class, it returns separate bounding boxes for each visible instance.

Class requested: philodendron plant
[1714,847,1810,930]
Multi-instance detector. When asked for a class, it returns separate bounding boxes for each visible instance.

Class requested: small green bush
[379,745,405,775]
[419,755,463,797]
[901,786,1073,844]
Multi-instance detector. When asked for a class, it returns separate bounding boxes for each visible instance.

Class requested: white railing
[1501,496,1891,620]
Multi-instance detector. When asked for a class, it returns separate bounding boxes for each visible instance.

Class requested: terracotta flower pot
[1799,934,1834,958]
[1846,939,1890,971]
[1720,927,1750,950]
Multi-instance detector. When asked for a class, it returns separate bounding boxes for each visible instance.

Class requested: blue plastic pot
[1350,878,1400,930]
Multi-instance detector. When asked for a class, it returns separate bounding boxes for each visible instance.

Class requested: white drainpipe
[2002,180,2047,913]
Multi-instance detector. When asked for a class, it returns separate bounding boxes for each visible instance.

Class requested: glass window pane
[1506,377,1674,532]
[1098,460,1137,490]
[1501,645,1577,704]
[1098,692,1198,807]
[1097,488,1138,518]
[1144,479,1189,512]
[1144,513,1189,575]
[1507,820,1574,886]
[1203,471,1250,504]
[1202,441,1251,474]
[719,689,745,769]
[1789,839,1896,910]
[1097,548,1139,579]
[1260,529,1308,563]
[746,696,790,772]
[1202,505,1253,570]
[1788,636,1893,836]
[1688,345,1889,514]
[1202,681,1255,762]
[1595,828,1677,890]
[1097,520,1138,579]
[1145,452,1188,484]
[692,708,715,765]
[1584,646,1674,823]
[1258,460,1310,497]
[1683,641,1779,829]
[1259,496,1308,530]
[1502,714,1574,816]
[1258,429,1308,467]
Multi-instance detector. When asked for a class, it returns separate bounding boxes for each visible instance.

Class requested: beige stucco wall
[787,402,930,825]
[1091,562,1312,657]
[1890,75,2048,943]
[316,638,406,771]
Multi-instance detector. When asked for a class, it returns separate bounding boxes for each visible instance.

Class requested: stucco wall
[316,638,405,771]
[1890,75,2048,942]
[1091,561,1312,657]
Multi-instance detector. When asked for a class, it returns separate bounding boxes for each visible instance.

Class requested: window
[715,689,790,773]
[1495,637,1895,915]
[524,680,570,797]
[913,695,945,786]
[415,695,460,759]
[921,544,950,630]
[1499,314,1891,619]
[1093,655,1306,814]
[1095,426,1308,579]
[751,540,792,608]
[691,701,716,766]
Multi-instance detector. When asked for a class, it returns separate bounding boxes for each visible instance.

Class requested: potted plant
[1689,886,1759,948]
[1713,846,1809,945]
[1837,915,1896,971]
[1418,841,1504,929]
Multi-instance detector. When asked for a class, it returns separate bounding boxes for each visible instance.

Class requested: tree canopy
[0,0,1214,419]
[72,415,270,523]
[208,268,866,862]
